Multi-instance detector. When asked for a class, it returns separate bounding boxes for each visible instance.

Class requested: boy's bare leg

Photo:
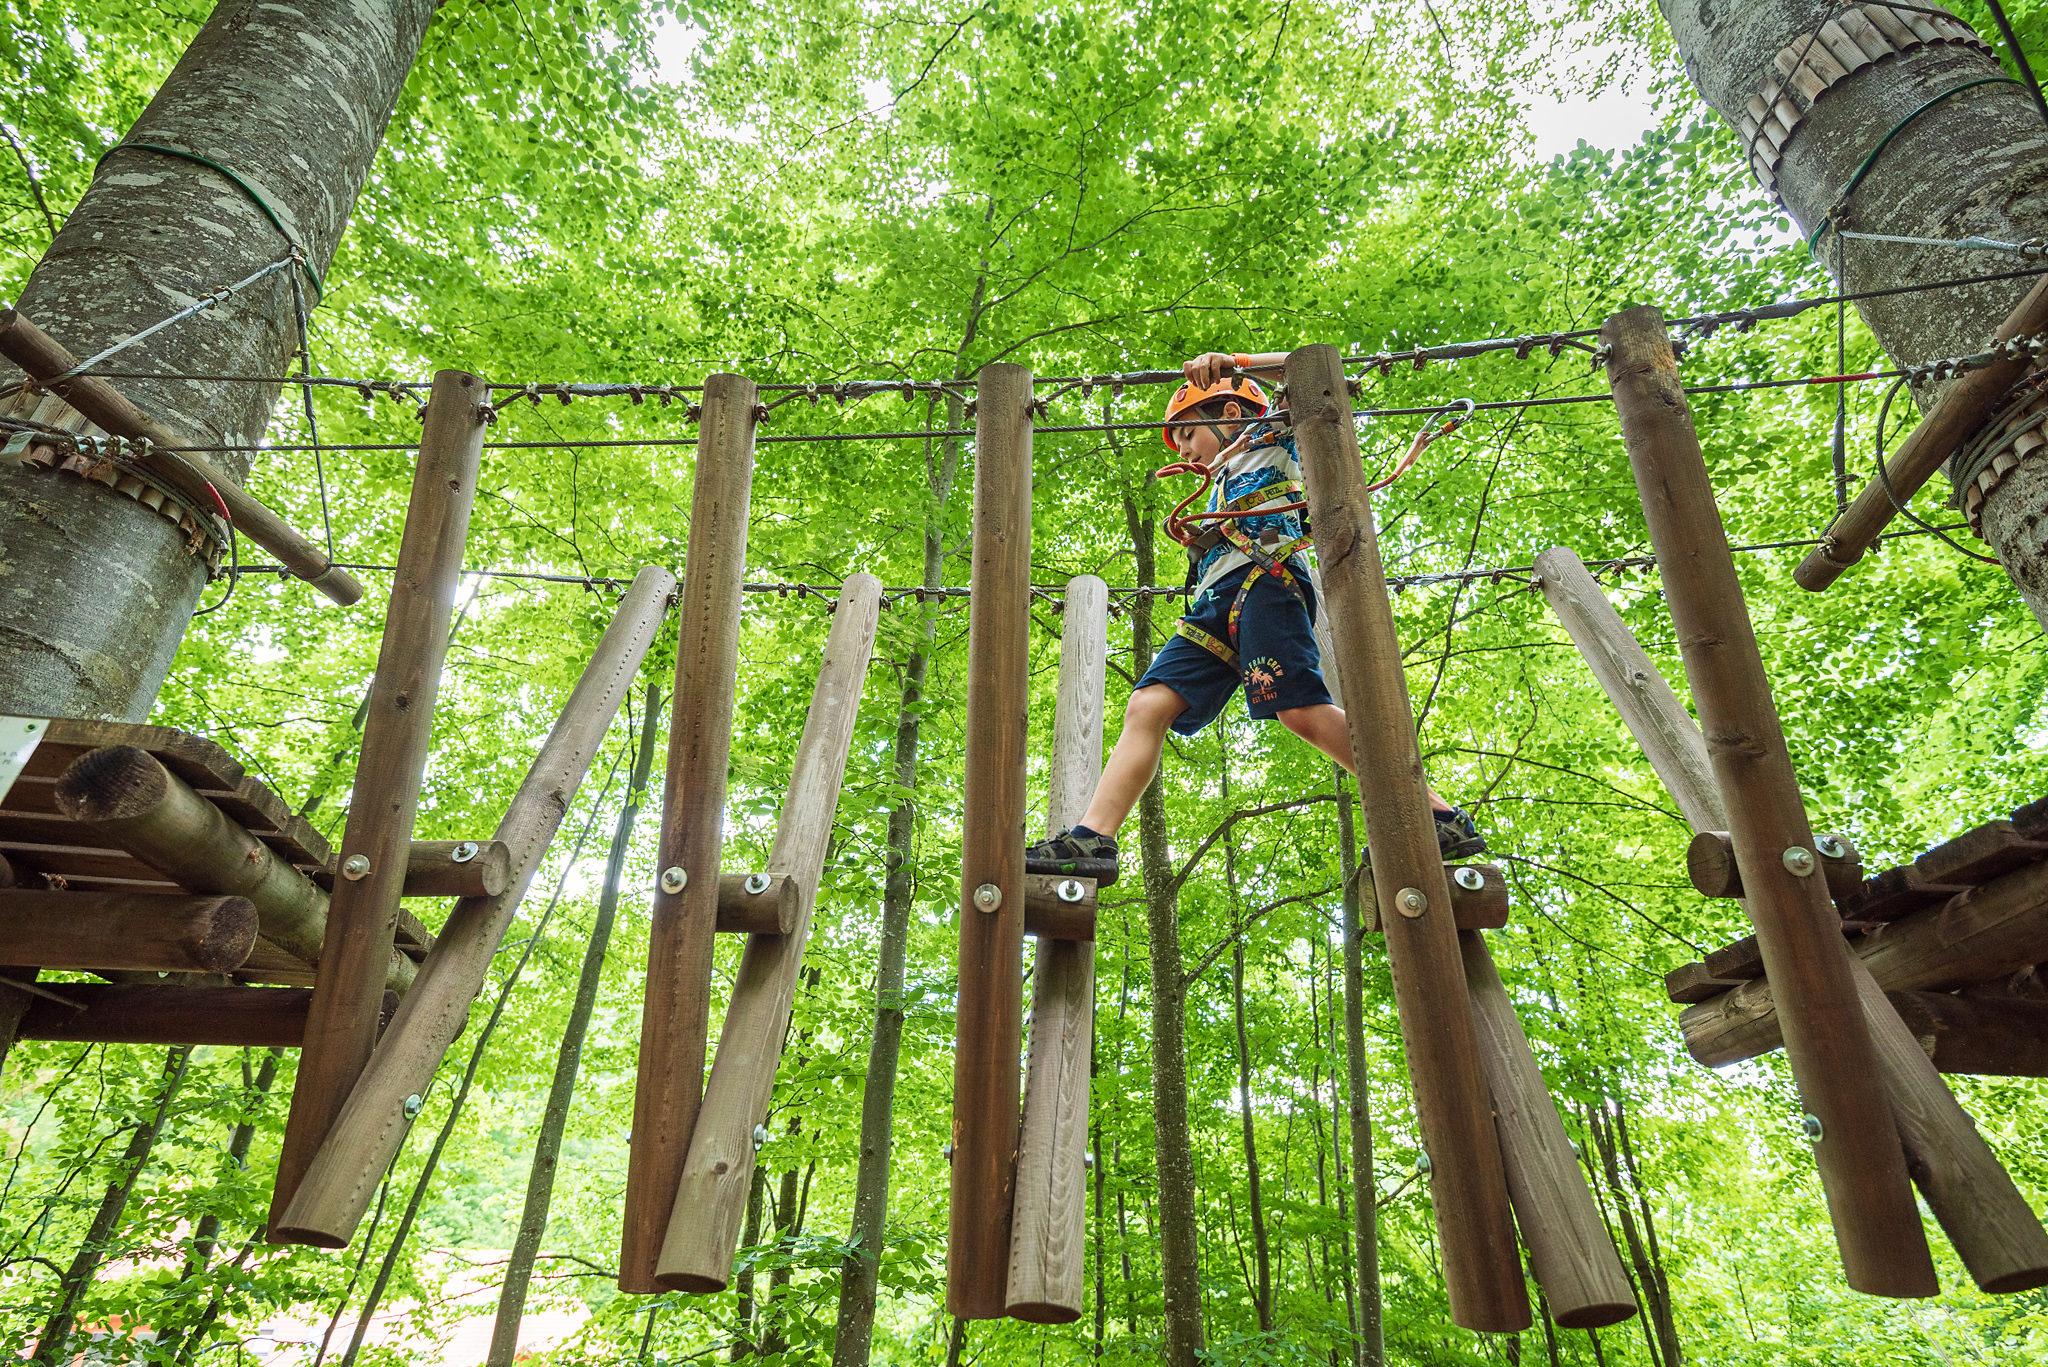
[1276,703,1455,813]
[1075,684,1188,836]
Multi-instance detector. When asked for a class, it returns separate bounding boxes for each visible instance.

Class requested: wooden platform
[0,718,434,986]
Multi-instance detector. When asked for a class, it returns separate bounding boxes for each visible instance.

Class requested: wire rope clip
[660,865,688,894]
[972,882,1002,913]
[1394,886,1428,919]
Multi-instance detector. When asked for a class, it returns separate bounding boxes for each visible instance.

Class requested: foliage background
[4,0,2048,1361]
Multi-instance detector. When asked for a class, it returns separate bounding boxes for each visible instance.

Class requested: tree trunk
[1123,475,1203,1365]
[1582,1101,1671,1367]
[488,684,661,1367]
[1658,0,2048,625]
[732,1164,767,1361]
[1232,938,1274,1332]
[0,0,437,718]
[1609,1095,1681,1367]
[34,1045,192,1363]
[760,1157,804,1355]
[1336,774,1384,1367]
[1092,1115,1107,1356]
[832,392,965,1365]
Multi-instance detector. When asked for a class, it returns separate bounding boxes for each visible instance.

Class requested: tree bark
[33,1045,192,1363]
[1658,0,2048,626]
[1336,774,1384,1367]
[1231,920,1273,1332]
[488,685,660,1366]
[1123,475,1203,1365]
[0,0,437,718]
[732,1164,767,1362]
[832,391,966,1363]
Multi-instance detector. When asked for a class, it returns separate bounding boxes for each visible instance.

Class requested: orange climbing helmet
[1161,374,1270,451]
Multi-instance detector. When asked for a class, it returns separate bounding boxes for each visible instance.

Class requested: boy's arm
[1183,351,1288,389]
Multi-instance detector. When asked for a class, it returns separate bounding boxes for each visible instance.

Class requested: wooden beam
[711,873,800,934]
[0,889,255,973]
[1461,931,1637,1329]
[1539,537,2048,1294]
[1604,305,1933,1296]
[949,362,1034,1321]
[1687,830,1862,900]
[1008,572,1107,1324]
[271,368,487,1234]
[1887,992,2048,1078]
[1795,274,2048,591]
[621,374,758,1292]
[401,840,510,899]
[1286,343,1527,1332]
[0,308,364,605]
[272,565,674,1248]
[656,575,882,1292]
[1358,863,1511,933]
[16,984,398,1046]
[1021,874,1097,942]
[53,746,415,993]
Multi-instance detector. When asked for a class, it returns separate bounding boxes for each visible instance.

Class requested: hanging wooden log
[655,575,881,1292]
[270,368,488,1232]
[53,745,415,993]
[1460,931,1637,1328]
[949,362,1035,1322]
[1687,829,1862,900]
[1538,540,2048,1294]
[621,374,759,1293]
[272,565,674,1248]
[0,308,364,605]
[1286,343,1528,1333]
[16,984,398,1046]
[711,873,801,934]
[1887,992,2048,1077]
[0,889,256,973]
[1007,572,1107,1324]
[1604,305,1933,1296]
[1795,274,2048,591]
[401,840,510,899]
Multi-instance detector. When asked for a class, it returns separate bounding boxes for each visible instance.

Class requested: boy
[1024,349,1485,887]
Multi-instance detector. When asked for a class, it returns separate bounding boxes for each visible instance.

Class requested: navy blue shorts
[1135,562,1334,736]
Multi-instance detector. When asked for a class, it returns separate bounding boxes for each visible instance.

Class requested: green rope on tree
[95,141,325,302]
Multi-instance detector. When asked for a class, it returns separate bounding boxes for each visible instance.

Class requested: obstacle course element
[1547,307,2048,1299]
[656,576,883,1291]
[1287,343,1528,1332]
[1008,573,1107,1324]
[621,373,758,1293]
[950,362,1035,1320]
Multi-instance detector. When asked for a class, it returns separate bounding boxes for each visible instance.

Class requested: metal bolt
[1801,1113,1824,1144]
[660,865,687,894]
[1055,878,1085,904]
[744,872,771,896]
[1814,834,1847,860]
[1084,1153,1095,1170]
[1569,1139,1583,1159]
[973,882,1002,913]
[752,1123,769,1150]
[1395,887,1428,918]
[451,841,479,863]
[1417,1151,1433,1175]
[942,1142,955,1163]
[1452,866,1485,891]
[1782,846,1816,877]
[342,854,371,881]
[403,1094,423,1118]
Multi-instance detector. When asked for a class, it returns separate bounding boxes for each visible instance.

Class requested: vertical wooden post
[1602,304,1935,1297]
[620,373,758,1293]
[655,574,883,1290]
[270,567,676,1245]
[1537,543,2048,1295]
[1007,573,1106,1323]
[1460,932,1637,1328]
[270,367,486,1230]
[1283,344,1528,1333]
[949,361,1033,1321]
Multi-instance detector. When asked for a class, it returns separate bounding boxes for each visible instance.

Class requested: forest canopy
[3,0,2047,1363]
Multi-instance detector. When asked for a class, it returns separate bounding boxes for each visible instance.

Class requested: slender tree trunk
[733,1163,767,1362]
[34,1045,191,1363]
[186,1045,281,1274]
[1658,0,2048,626]
[1123,476,1203,1365]
[1315,926,1359,1353]
[761,1157,804,1355]
[488,684,660,1366]
[1610,1095,1681,1367]
[1093,1113,1107,1356]
[1336,773,1383,1367]
[0,0,437,717]
[944,1315,968,1367]
[1231,939,1273,1333]
[833,392,966,1366]
[1583,1101,1670,1367]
